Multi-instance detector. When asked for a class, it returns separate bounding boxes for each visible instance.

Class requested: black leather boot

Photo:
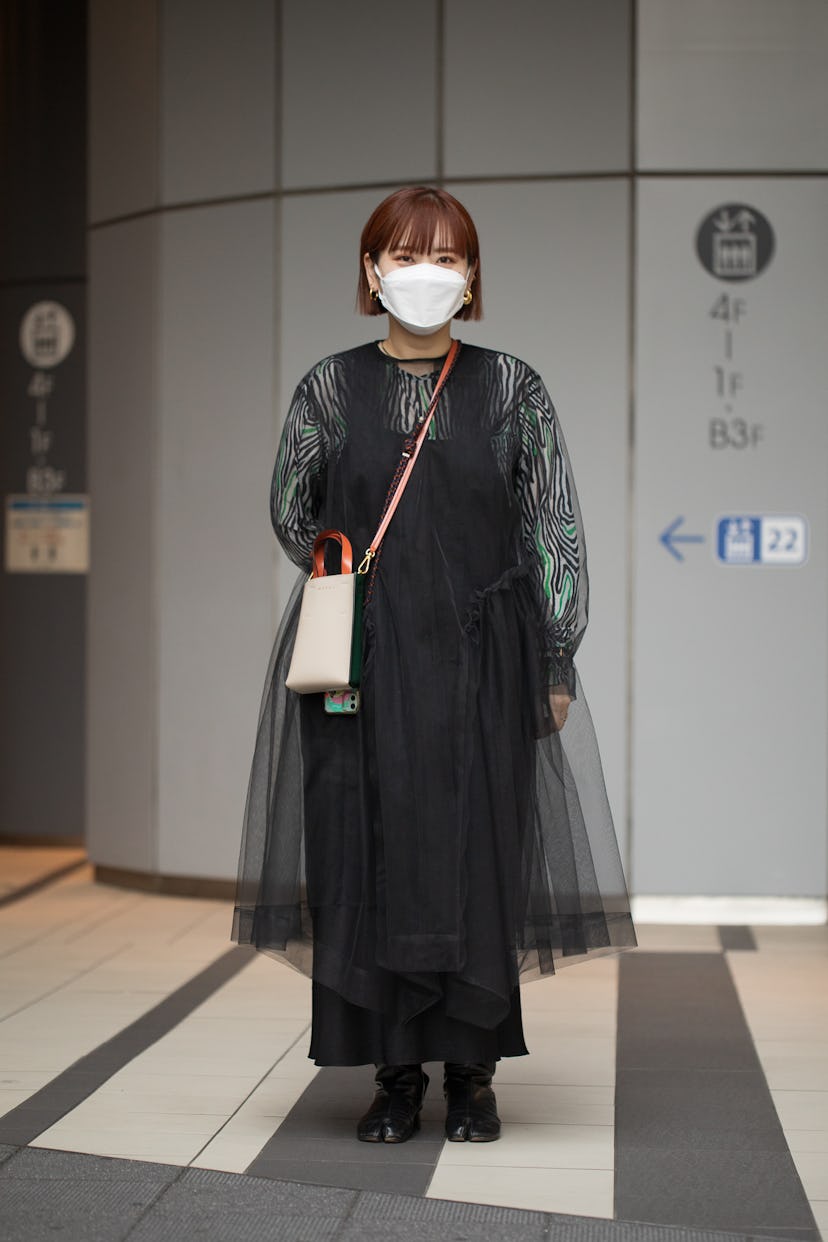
[357,1063,429,1143]
[443,1061,501,1141]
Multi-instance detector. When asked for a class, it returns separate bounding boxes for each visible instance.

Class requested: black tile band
[245,1062,447,1195]
[614,951,818,1238]
[717,926,758,951]
[0,946,254,1147]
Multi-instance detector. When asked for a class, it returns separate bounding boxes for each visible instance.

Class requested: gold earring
[463,289,473,306]
[369,287,379,302]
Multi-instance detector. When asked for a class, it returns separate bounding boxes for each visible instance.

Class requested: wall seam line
[150,0,163,873]
[86,168,828,234]
[273,0,284,634]
[435,0,444,183]
[625,0,638,890]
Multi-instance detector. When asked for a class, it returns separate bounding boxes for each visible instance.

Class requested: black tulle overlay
[231,342,637,1064]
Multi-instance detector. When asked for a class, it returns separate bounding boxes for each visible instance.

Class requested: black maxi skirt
[232,564,637,1067]
[309,982,527,1066]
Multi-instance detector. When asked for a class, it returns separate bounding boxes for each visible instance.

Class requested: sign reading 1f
[708,292,763,449]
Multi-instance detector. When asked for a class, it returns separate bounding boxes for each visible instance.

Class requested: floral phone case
[324,689,360,715]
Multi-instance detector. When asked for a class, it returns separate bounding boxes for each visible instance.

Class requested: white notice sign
[4,494,90,573]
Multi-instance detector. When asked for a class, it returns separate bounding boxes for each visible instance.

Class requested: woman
[232,186,636,1145]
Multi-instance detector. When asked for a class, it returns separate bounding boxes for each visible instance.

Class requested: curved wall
[86,0,828,908]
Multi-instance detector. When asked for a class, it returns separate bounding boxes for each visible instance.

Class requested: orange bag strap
[358,338,461,578]
[311,529,353,578]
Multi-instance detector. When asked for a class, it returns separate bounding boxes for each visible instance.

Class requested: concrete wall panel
[155,200,277,878]
[445,0,630,177]
[633,178,828,894]
[89,0,159,223]
[86,218,159,870]
[638,0,828,170]
[160,0,276,203]
[281,0,437,189]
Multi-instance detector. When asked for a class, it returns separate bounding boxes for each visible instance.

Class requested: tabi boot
[443,1061,501,1142]
[357,1063,429,1143]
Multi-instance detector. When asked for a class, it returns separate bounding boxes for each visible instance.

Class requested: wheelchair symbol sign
[716,515,807,566]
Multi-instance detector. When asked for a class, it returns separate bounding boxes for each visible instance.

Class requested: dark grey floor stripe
[614,951,819,1239]
[717,925,758,951]
[0,858,88,908]
[0,946,254,1146]
[0,1147,808,1242]
[245,1062,446,1195]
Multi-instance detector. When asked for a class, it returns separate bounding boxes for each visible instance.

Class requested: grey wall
[86,0,828,902]
[634,1,828,897]
[0,0,87,842]
[86,0,277,875]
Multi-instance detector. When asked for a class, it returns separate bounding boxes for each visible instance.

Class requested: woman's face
[364,241,475,291]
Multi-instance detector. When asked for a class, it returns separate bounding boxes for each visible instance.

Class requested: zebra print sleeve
[269,372,327,569]
[514,367,589,698]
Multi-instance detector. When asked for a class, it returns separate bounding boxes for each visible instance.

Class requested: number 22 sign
[715,515,808,566]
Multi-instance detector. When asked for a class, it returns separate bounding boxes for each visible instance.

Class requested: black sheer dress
[231,340,637,1066]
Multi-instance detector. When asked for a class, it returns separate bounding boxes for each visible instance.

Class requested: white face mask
[374,262,469,335]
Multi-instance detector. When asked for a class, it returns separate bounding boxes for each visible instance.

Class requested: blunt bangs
[386,199,471,260]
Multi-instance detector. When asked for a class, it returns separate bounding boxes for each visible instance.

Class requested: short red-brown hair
[357,185,482,320]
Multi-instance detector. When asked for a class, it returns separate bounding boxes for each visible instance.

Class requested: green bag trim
[349,571,365,688]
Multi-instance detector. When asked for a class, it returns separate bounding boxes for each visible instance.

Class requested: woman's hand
[549,685,572,732]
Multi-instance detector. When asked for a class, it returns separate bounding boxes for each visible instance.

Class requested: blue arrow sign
[660,516,705,562]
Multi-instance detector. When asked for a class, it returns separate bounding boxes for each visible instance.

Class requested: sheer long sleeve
[269,374,328,569]
[514,367,589,699]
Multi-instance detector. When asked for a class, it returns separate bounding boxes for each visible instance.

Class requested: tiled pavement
[0,848,825,1241]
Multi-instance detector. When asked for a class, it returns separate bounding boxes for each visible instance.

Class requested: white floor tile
[28,1129,214,1161]
[265,1038,317,1079]
[90,1073,266,1110]
[783,1128,828,1154]
[521,976,616,1014]
[790,1151,828,1200]
[755,1040,828,1061]
[770,1090,828,1130]
[205,1113,288,1140]
[0,1042,90,1072]
[131,1034,306,1065]
[426,1164,614,1216]
[438,1122,613,1169]
[521,1011,616,1039]
[494,1082,614,1126]
[189,1126,279,1173]
[751,926,828,951]
[631,924,721,951]
[0,844,86,887]
[39,1110,227,1138]
[149,1014,308,1039]
[0,1088,34,1113]
[496,1037,615,1087]
[237,1067,318,1116]
[184,1056,317,1171]
[0,1068,59,1091]
[759,1058,828,1092]
[738,1020,828,1041]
